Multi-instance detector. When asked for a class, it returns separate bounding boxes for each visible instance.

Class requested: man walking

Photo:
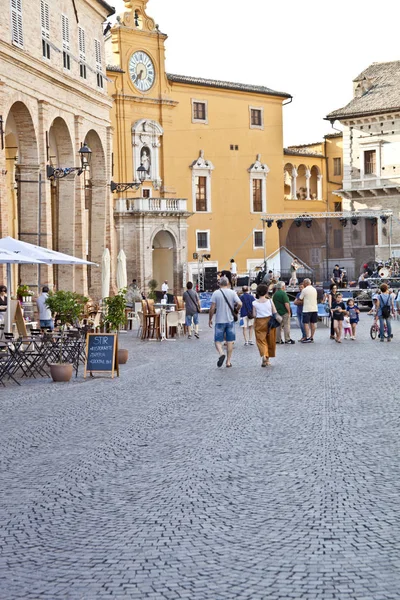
[209,276,242,368]
[299,278,318,343]
[294,282,306,341]
[36,286,53,330]
[273,281,295,344]
[183,281,201,339]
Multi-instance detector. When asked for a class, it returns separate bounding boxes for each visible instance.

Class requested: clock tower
[106,1,190,294]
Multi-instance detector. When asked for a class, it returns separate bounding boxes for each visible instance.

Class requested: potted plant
[45,290,88,382]
[103,289,129,364]
[148,279,158,301]
[17,284,33,302]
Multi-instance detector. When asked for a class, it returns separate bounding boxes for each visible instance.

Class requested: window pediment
[248,154,269,175]
[190,150,214,171]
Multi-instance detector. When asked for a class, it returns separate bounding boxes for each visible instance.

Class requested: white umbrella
[0,236,97,265]
[102,248,111,300]
[0,248,46,333]
[116,249,127,292]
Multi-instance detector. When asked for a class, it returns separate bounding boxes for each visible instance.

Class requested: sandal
[217,355,226,368]
[226,363,232,368]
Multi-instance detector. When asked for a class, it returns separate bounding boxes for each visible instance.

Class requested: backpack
[380,295,391,319]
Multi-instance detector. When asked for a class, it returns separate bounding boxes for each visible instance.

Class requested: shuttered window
[94,39,103,88]
[195,176,207,211]
[61,15,70,70]
[252,179,263,212]
[41,0,50,58]
[78,27,86,79]
[10,0,24,48]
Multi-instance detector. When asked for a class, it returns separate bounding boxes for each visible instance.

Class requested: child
[347,298,360,340]
[343,315,352,340]
[332,292,346,343]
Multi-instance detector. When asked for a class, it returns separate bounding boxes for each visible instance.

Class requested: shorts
[40,319,53,329]
[350,319,359,324]
[185,313,199,327]
[302,311,318,324]
[240,316,254,328]
[214,322,236,343]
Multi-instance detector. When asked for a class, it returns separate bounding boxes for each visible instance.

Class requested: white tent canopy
[116,249,127,292]
[0,249,46,333]
[0,236,96,265]
[0,237,97,333]
[102,248,111,300]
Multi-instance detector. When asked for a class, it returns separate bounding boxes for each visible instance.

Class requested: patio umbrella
[116,249,127,292]
[102,248,111,300]
[0,236,96,265]
[0,248,46,333]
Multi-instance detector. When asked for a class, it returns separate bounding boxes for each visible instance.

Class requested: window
[333,157,342,176]
[142,189,151,198]
[61,15,70,70]
[334,229,343,249]
[41,0,50,58]
[195,176,207,211]
[192,100,208,123]
[11,0,23,48]
[78,27,86,79]
[364,150,376,175]
[365,219,377,246]
[252,179,263,212]
[250,107,263,129]
[196,231,209,250]
[254,230,264,248]
[334,201,342,212]
[94,39,103,88]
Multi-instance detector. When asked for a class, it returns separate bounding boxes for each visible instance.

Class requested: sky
[111,0,400,146]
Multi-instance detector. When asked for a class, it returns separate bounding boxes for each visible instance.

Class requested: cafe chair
[141,300,160,340]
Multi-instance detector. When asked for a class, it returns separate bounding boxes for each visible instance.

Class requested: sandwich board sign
[84,333,119,378]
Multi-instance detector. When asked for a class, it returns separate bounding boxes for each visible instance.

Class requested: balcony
[115,197,189,215]
[338,176,400,199]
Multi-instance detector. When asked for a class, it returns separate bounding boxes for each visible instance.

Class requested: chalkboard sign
[84,333,119,378]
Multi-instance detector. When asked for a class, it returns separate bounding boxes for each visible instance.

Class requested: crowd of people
[180,275,399,369]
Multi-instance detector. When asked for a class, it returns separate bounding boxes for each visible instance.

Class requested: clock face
[129,51,155,92]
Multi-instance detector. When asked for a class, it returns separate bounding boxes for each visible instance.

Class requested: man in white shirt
[161,281,169,293]
[299,278,318,343]
[36,286,53,330]
[230,258,237,287]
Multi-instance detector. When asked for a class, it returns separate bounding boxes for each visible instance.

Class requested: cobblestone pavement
[0,315,400,599]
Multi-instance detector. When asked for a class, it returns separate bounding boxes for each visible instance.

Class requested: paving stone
[0,315,399,598]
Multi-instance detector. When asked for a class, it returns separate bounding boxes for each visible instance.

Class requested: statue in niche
[140,147,151,175]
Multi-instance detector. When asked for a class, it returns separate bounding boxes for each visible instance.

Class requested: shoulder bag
[220,289,239,322]
[267,300,283,330]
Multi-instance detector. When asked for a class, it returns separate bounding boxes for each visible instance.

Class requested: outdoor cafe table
[153,303,176,342]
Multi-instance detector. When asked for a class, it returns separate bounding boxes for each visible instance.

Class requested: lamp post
[110,163,148,193]
[46,143,92,179]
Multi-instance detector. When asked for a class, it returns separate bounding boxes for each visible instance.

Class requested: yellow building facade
[107,0,345,291]
[107,0,292,290]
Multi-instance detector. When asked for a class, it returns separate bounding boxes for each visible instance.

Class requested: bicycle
[370,320,388,340]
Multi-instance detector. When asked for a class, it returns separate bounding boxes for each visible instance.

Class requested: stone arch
[284,162,294,199]
[4,102,39,288]
[151,228,177,291]
[84,129,107,296]
[296,164,307,199]
[310,165,321,199]
[48,117,75,289]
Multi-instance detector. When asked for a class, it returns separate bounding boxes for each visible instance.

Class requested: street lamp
[110,163,148,193]
[46,143,92,179]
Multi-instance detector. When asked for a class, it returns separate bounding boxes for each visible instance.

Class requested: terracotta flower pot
[118,349,129,364]
[49,363,73,382]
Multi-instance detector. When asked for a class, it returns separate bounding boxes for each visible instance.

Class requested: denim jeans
[379,316,392,339]
[297,314,306,338]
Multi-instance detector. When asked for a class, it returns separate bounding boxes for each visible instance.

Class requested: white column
[305,169,311,200]
[291,168,298,199]
[317,174,323,200]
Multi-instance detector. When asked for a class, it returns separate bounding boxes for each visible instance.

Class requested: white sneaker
[244,342,249,346]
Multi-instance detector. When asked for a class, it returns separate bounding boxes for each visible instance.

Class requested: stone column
[305,169,311,200]
[317,174,323,200]
[291,167,297,199]
[74,116,87,295]
[90,176,107,300]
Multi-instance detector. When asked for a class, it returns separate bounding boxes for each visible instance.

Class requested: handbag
[267,300,283,330]
[220,289,239,322]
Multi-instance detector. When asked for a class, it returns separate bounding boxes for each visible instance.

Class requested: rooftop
[167,73,291,99]
[96,0,115,16]
[284,149,324,158]
[327,60,400,120]
[107,64,125,73]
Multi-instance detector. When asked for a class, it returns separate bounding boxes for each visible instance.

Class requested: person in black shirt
[331,264,343,286]
[0,286,7,312]
[332,292,347,343]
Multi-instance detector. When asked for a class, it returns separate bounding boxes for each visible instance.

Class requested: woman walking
[253,284,277,367]
[328,283,338,339]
